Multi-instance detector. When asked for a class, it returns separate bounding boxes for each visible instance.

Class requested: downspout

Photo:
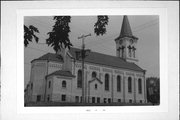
[88,81,90,103]
[87,81,90,103]
[29,62,33,102]
[123,76,126,103]
[85,71,88,103]
[134,77,136,103]
[111,73,114,102]
[44,60,49,102]
[144,70,147,103]
[72,58,76,102]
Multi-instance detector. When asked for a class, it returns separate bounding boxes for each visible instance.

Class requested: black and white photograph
[1,1,179,120]
[24,15,160,106]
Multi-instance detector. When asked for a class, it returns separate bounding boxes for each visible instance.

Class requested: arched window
[132,46,136,58]
[105,74,109,91]
[48,81,51,88]
[47,95,50,102]
[138,78,142,94]
[121,46,125,58]
[77,70,82,88]
[31,83,33,90]
[133,50,135,58]
[95,84,98,89]
[128,77,132,93]
[117,75,121,92]
[92,71,97,79]
[62,81,66,88]
[128,46,132,57]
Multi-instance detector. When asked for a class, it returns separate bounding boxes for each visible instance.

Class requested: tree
[94,15,109,36]
[146,77,160,104]
[46,16,109,52]
[24,25,39,47]
[46,16,72,53]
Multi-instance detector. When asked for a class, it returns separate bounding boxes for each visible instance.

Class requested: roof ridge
[70,47,126,61]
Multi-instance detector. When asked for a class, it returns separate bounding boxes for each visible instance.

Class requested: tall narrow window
[128,77,132,93]
[128,46,132,57]
[119,48,122,57]
[62,80,66,88]
[92,71,97,79]
[97,97,100,103]
[92,97,95,103]
[48,81,51,88]
[132,47,136,58]
[138,78,142,94]
[119,49,123,57]
[37,95,41,102]
[47,95,50,102]
[108,98,111,103]
[117,75,121,92]
[129,49,131,57]
[105,74,109,91]
[61,94,66,101]
[31,83,33,90]
[75,96,79,103]
[80,96,82,103]
[104,98,107,103]
[77,70,82,88]
[133,50,135,58]
[122,46,125,58]
[95,84,98,90]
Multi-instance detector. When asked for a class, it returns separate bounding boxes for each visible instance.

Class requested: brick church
[25,16,147,104]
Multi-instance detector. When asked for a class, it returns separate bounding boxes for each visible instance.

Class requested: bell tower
[115,15,138,63]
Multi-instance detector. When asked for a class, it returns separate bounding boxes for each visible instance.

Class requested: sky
[24,15,159,87]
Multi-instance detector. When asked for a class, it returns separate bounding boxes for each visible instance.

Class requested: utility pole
[78,33,91,103]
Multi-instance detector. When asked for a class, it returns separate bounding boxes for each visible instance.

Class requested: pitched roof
[69,47,144,72]
[46,70,75,78]
[32,47,144,72]
[31,53,63,63]
[115,15,138,40]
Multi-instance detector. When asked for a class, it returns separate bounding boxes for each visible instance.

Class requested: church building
[25,16,147,104]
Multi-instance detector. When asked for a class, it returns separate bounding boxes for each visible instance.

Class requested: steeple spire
[115,15,137,40]
[120,15,133,38]
[115,15,138,64]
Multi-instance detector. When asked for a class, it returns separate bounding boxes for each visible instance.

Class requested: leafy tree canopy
[24,16,109,52]
[94,16,109,36]
[46,16,72,53]
[146,77,160,104]
[24,25,39,47]
[46,16,109,52]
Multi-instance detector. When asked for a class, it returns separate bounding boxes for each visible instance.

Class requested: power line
[25,16,158,50]
[86,20,159,48]
[25,17,159,56]
[133,18,158,30]
[133,22,158,33]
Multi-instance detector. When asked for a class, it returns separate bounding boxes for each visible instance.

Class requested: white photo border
[1,1,179,120]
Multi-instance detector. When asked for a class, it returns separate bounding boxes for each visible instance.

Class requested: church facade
[25,16,147,104]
